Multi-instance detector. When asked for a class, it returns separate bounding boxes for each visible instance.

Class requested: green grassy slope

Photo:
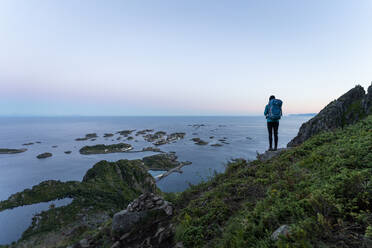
[174,115,372,247]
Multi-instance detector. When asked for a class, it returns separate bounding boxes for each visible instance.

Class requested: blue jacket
[264,104,282,122]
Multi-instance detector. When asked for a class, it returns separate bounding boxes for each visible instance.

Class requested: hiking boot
[268,148,273,151]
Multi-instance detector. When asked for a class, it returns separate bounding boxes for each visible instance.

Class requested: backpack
[268,99,283,120]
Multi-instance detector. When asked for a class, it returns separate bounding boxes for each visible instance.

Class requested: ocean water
[0,115,311,244]
[0,198,73,245]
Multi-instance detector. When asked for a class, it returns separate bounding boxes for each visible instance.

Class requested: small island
[86,133,98,139]
[143,132,186,146]
[218,138,229,144]
[117,130,136,136]
[142,153,191,171]
[153,139,167,146]
[64,151,72,154]
[191,137,208,145]
[22,142,34,146]
[36,152,52,159]
[135,129,154,136]
[79,143,133,155]
[167,132,186,142]
[75,133,98,141]
[188,124,205,128]
[0,148,27,154]
[144,131,167,142]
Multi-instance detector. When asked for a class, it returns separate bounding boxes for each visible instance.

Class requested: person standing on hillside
[264,95,283,151]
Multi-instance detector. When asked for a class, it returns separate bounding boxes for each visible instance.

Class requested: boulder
[79,238,89,248]
[271,225,291,241]
[111,193,175,246]
[257,148,288,162]
[125,192,173,215]
[112,210,147,237]
[175,242,185,248]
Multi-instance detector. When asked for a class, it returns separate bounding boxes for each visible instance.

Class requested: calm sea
[0,115,311,244]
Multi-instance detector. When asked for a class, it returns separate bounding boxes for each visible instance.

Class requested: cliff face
[287,83,371,147]
[363,83,372,115]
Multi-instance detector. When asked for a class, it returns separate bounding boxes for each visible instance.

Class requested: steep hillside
[173,114,372,247]
[61,112,371,248]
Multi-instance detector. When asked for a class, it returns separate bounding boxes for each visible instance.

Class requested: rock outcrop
[288,83,372,147]
[111,192,174,242]
[110,192,174,248]
[68,193,175,248]
[257,148,288,162]
[363,83,372,115]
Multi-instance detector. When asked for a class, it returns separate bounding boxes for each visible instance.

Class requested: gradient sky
[0,0,371,116]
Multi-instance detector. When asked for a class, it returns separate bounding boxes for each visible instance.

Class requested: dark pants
[267,121,279,149]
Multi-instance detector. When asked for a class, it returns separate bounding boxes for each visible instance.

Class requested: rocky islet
[0,148,27,154]
[79,143,133,155]
[36,152,52,159]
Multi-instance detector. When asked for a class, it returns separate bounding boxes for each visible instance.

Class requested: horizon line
[0,113,317,118]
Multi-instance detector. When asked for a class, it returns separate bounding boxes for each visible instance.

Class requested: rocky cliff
[363,83,372,115]
[287,83,372,147]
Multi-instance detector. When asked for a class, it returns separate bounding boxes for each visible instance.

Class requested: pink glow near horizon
[0,1,371,116]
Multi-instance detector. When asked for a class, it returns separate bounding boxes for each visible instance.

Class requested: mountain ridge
[288,83,372,147]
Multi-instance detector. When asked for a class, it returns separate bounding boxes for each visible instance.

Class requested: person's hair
[269,95,275,101]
